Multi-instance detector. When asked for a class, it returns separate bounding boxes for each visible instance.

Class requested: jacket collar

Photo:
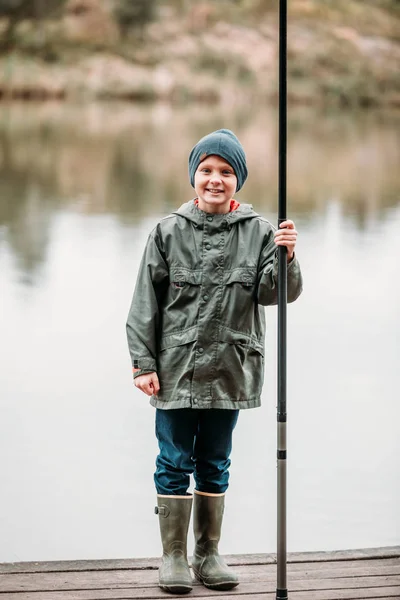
[172,199,259,229]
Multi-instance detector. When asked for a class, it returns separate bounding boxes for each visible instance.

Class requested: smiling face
[194,155,237,214]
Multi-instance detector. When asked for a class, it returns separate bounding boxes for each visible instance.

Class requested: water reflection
[0,103,398,284]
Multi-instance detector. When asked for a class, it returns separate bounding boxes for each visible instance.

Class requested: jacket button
[206,216,213,222]
[205,244,211,250]
[197,347,204,354]
[203,295,209,301]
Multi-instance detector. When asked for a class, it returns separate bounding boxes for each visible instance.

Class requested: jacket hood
[172,199,259,228]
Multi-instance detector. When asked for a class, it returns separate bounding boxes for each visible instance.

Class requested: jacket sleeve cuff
[287,254,303,302]
[132,357,157,379]
[133,368,157,380]
[272,251,298,270]
[287,253,301,276]
[288,251,297,267]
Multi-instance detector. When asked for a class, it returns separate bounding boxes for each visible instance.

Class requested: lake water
[0,102,399,563]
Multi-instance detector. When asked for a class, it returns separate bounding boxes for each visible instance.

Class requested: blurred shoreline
[0,102,398,282]
[0,0,399,108]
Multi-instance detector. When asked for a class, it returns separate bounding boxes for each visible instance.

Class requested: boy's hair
[188,129,248,192]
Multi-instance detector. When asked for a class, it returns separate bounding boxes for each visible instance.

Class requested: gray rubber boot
[155,495,193,594]
[191,491,239,590]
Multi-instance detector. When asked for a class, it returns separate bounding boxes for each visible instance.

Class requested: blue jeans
[155,408,239,495]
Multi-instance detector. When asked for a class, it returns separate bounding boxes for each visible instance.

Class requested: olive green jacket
[126,200,303,409]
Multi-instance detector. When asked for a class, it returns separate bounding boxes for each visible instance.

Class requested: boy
[126,129,302,594]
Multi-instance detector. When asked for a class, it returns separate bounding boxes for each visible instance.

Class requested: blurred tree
[113,0,156,37]
[0,0,66,46]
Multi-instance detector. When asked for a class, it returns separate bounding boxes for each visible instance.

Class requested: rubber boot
[155,495,193,594]
[191,490,239,590]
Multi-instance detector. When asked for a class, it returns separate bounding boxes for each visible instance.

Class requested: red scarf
[195,199,240,212]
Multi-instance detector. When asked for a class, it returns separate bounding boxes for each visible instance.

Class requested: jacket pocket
[164,269,202,331]
[159,326,198,351]
[218,327,264,356]
[214,326,264,401]
[220,268,259,334]
[224,267,257,287]
[171,268,203,287]
[158,326,198,396]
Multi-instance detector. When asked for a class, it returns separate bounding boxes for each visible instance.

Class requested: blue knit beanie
[188,129,248,192]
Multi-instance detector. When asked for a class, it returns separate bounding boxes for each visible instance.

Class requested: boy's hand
[134,372,160,396]
[274,220,298,262]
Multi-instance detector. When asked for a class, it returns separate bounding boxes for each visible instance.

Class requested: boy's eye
[199,167,233,175]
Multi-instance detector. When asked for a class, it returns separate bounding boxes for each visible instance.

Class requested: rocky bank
[0,0,399,107]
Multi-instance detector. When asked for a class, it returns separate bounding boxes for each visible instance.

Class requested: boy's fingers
[275,232,297,239]
[279,220,295,229]
[134,373,160,396]
[152,374,160,395]
[275,233,297,242]
[142,381,153,396]
[275,228,297,236]
[275,235,297,242]
[275,239,297,245]
[148,380,156,396]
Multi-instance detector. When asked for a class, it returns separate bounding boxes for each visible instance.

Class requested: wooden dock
[1,547,399,599]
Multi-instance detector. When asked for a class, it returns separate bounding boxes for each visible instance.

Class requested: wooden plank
[1,585,400,600]
[286,557,400,572]
[0,559,160,575]
[1,563,400,593]
[2,573,400,596]
[246,562,400,578]
[1,547,399,574]
[1,565,400,593]
[194,589,400,600]
[287,546,400,563]
[227,561,400,579]
[1,556,399,579]
[211,589,400,599]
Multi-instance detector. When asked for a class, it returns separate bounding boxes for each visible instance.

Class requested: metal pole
[276,0,288,599]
